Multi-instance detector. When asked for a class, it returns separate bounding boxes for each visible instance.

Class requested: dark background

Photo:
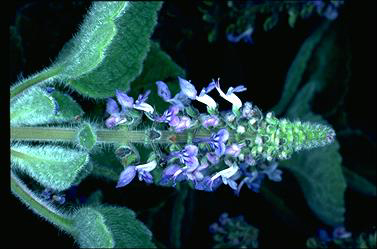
[9,1,376,248]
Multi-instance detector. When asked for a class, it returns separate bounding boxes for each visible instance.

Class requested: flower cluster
[209,213,259,248]
[113,77,335,193]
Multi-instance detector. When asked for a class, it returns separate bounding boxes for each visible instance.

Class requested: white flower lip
[134,103,154,113]
[195,94,217,109]
[136,160,157,172]
[214,79,244,109]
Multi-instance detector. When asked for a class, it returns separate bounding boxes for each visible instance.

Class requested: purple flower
[116,160,157,188]
[210,128,230,156]
[170,145,199,168]
[323,4,338,20]
[197,164,239,191]
[105,98,126,128]
[160,164,184,186]
[156,80,191,110]
[236,172,265,195]
[178,77,218,109]
[332,226,352,240]
[115,89,154,113]
[262,162,282,182]
[201,115,220,128]
[206,152,220,165]
[225,144,243,157]
[174,116,191,132]
[194,128,229,156]
[227,26,253,44]
[156,81,171,101]
[155,105,180,126]
[116,166,137,188]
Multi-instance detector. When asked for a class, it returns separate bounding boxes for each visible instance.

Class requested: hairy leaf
[73,206,155,248]
[91,146,124,182]
[50,90,84,123]
[10,87,57,126]
[11,144,89,191]
[55,2,163,98]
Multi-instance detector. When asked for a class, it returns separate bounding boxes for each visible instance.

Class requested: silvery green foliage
[11,86,84,126]
[54,2,163,98]
[11,144,90,191]
[73,206,155,248]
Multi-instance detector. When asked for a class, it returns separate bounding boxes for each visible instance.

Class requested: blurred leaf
[271,21,331,115]
[343,167,377,196]
[263,14,279,31]
[73,205,155,248]
[170,185,188,248]
[55,2,163,98]
[129,41,186,113]
[11,144,89,191]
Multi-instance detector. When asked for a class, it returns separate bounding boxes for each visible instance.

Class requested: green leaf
[91,146,124,182]
[77,122,97,150]
[11,144,89,191]
[10,87,56,126]
[263,14,279,31]
[279,113,346,226]
[170,185,188,248]
[271,21,331,115]
[73,206,155,248]
[129,41,185,113]
[50,90,84,123]
[343,167,377,196]
[54,2,162,98]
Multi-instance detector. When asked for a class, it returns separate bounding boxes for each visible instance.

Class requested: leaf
[263,14,279,31]
[129,41,186,113]
[11,144,89,191]
[55,2,163,98]
[279,112,346,226]
[73,206,155,248]
[10,87,84,126]
[10,87,57,126]
[170,185,188,248]
[271,21,331,115]
[91,146,124,182]
[342,167,377,196]
[77,122,97,150]
[50,90,84,123]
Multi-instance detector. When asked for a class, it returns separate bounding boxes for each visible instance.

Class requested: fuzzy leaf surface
[11,144,89,191]
[10,87,56,126]
[55,2,163,98]
[73,206,155,248]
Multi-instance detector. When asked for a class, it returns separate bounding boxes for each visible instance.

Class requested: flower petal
[116,89,134,108]
[106,98,120,115]
[116,166,137,188]
[156,81,172,101]
[178,77,197,100]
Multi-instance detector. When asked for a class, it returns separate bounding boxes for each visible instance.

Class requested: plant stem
[11,126,215,144]
[10,171,75,234]
[10,66,62,99]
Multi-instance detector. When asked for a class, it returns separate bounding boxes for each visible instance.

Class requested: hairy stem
[10,66,62,99]
[11,126,215,144]
[10,171,74,234]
